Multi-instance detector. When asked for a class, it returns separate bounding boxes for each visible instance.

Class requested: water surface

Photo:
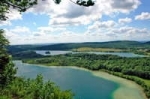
[15,61,118,99]
[35,50,146,57]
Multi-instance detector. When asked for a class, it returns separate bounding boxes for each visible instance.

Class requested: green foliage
[24,53,150,79]
[0,30,16,88]
[0,75,73,99]
[0,29,9,47]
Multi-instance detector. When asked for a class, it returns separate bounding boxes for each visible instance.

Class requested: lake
[35,50,146,57]
[14,61,119,99]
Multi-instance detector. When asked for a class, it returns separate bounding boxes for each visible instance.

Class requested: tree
[0,29,16,88]
[0,0,37,88]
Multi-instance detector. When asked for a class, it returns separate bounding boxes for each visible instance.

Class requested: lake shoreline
[20,61,147,99]
[92,71,147,99]
[60,66,147,99]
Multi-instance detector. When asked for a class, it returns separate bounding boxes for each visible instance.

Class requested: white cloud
[4,26,32,44]
[111,26,150,41]
[135,12,150,20]
[87,24,150,42]
[4,29,23,44]
[110,0,141,13]
[0,9,22,27]
[27,0,141,26]
[6,9,22,21]
[5,25,150,45]
[10,26,30,34]
[118,17,132,24]
[113,27,133,33]
[3,0,148,44]
[112,26,148,34]
[37,27,54,33]
[88,20,117,31]
[0,21,11,26]
[49,15,98,26]
[37,26,66,33]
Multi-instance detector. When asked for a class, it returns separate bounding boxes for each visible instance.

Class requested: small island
[45,51,51,54]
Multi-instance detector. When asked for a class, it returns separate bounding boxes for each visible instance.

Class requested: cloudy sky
[0,0,150,45]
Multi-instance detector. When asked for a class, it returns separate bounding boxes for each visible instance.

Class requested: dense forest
[11,50,44,60]
[0,75,73,99]
[23,53,150,98]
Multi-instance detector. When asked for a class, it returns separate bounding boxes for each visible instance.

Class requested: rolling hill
[7,40,150,53]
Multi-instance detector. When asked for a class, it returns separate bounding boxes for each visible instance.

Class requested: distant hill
[7,45,43,54]
[144,41,150,45]
[33,40,146,50]
[11,50,43,60]
[7,40,150,53]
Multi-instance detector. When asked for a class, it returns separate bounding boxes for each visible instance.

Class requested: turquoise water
[15,61,119,99]
[35,50,146,57]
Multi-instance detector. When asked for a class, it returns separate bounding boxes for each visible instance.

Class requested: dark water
[14,61,119,99]
[35,50,146,57]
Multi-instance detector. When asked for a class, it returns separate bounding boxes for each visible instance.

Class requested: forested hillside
[7,41,150,52]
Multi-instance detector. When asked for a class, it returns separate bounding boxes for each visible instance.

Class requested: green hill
[7,40,150,53]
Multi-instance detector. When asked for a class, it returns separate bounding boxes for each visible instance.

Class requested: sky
[0,0,150,45]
